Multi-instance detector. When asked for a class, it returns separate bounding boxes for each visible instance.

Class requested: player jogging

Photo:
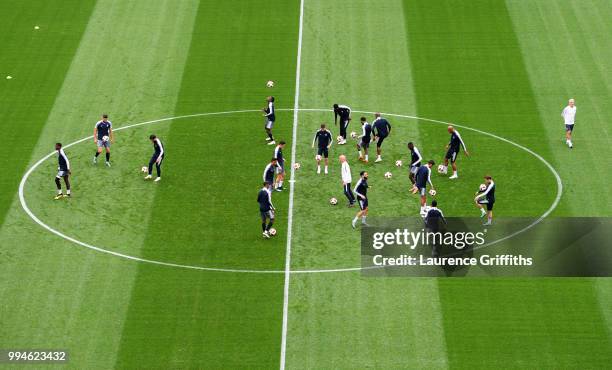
[441,125,469,179]
[407,142,422,185]
[93,114,114,167]
[145,134,164,182]
[263,158,279,185]
[257,182,276,238]
[273,141,286,191]
[312,124,333,174]
[356,117,372,163]
[352,171,370,228]
[372,113,391,163]
[263,96,276,145]
[333,103,351,144]
[339,155,355,207]
[561,98,576,148]
[411,160,435,215]
[475,175,495,226]
[54,143,71,199]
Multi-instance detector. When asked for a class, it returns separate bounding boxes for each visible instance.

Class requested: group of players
[257,98,498,238]
[53,114,166,200]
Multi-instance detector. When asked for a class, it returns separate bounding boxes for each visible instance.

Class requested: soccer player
[312,124,333,174]
[356,117,372,163]
[54,143,71,199]
[257,182,276,238]
[411,160,435,215]
[475,175,495,225]
[93,114,114,167]
[339,155,355,207]
[352,171,369,228]
[372,112,391,163]
[263,96,276,145]
[273,141,286,191]
[263,158,279,185]
[424,200,445,257]
[441,125,469,179]
[407,142,422,185]
[561,98,576,148]
[333,103,351,144]
[145,134,164,182]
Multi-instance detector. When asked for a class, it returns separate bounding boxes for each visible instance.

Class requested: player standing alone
[339,155,355,207]
[411,160,435,215]
[93,114,114,167]
[257,182,276,238]
[263,96,276,145]
[561,98,576,148]
[352,171,369,228]
[54,143,71,199]
[333,103,351,144]
[145,135,164,182]
[372,113,391,163]
[441,126,469,179]
[475,175,495,225]
[312,124,333,174]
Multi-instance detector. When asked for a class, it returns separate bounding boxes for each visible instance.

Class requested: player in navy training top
[407,142,422,185]
[312,124,333,174]
[54,143,71,199]
[263,96,276,145]
[257,182,276,238]
[424,200,446,257]
[371,112,391,162]
[273,141,286,191]
[352,171,370,228]
[263,158,279,185]
[442,125,469,179]
[357,117,372,163]
[93,114,114,167]
[333,103,351,144]
[475,175,495,225]
[145,135,165,182]
[412,160,436,215]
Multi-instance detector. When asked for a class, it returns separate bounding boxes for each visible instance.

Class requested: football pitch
[1,0,612,368]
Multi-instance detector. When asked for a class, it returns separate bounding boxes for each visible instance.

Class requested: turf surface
[1,0,611,368]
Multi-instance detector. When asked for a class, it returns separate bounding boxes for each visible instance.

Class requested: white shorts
[410,165,419,175]
[265,120,274,129]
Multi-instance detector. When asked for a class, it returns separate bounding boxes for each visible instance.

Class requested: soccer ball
[429,189,437,196]
[329,197,338,205]
[395,160,403,167]
[141,166,148,173]
[479,183,487,192]
[350,131,357,139]
[336,135,343,143]
[266,80,274,88]
[102,135,109,142]
[437,165,447,174]
[315,154,322,161]
[268,228,277,236]
[293,163,301,170]
[384,171,392,179]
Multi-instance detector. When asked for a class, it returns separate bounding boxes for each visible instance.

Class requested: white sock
[57,190,62,194]
[365,155,368,161]
[317,165,321,170]
[278,181,283,187]
[453,171,457,176]
[353,216,359,223]
[66,190,71,195]
[362,216,367,224]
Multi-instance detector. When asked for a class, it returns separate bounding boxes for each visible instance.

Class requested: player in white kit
[561,98,576,148]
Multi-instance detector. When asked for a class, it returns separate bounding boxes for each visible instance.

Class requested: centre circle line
[18,108,562,274]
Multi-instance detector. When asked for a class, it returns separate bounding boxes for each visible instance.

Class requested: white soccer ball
[102,135,109,142]
[437,165,447,174]
[395,160,403,167]
[141,166,148,173]
[479,183,487,192]
[293,163,301,170]
[266,80,274,88]
[315,154,322,161]
[429,189,437,196]
[329,197,338,205]
[350,131,357,139]
[336,135,343,143]
[384,171,392,179]
[5,76,12,80]
[268,227,277,236]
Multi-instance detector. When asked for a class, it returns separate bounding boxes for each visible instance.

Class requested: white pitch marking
[18,108,562,273]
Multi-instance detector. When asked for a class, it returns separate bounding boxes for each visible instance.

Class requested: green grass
[1,0,612,368]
